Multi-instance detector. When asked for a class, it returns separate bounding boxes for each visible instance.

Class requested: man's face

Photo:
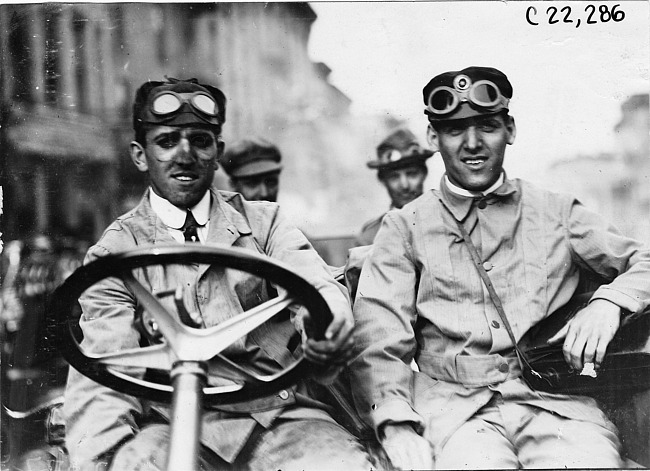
[231,171,280,202]
[130,125,220,208]
[380,165,428,209]
[428,114,516,192]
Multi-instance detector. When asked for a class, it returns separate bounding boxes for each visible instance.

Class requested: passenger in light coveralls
[348,66,650,469]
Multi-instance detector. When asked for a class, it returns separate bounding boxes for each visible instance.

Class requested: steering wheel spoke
[208,353,301,385]
[191,292,295,360]
[122,271,188,351]
[88,343,176,370]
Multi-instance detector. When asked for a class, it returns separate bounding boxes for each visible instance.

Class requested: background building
[547,94,650,242]
[1,2,397,261]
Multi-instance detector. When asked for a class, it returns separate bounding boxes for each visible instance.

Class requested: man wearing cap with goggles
[348,66,650,469]
[221,137,283,203]
[356,128,432,247]
[64,78,373,471]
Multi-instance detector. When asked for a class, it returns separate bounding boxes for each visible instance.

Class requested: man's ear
[506,116,517,145]
[130,141,149,173]
[426,124,440,153]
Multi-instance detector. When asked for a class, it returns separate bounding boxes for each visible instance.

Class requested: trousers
[110,418,375,471]
[434,393,623,469]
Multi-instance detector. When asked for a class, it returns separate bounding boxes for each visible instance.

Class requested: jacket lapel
[128,189,177,245]
[196,189,253,280]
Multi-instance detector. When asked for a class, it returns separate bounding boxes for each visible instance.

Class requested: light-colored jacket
[64,188,351,469]
[349,178,650,455]
[356,213,384,247]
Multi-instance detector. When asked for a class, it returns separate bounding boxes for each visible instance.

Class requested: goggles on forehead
[151,91,219,118]
[425,75,509,117]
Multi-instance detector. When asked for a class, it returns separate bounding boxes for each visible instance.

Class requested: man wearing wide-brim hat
[348,66,650,469]
[356,128,432,246]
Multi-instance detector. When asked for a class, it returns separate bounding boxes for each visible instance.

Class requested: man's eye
[479,123,498,132]
[446,127,465,136]
[155,137,177,149]
[191,134,214,148]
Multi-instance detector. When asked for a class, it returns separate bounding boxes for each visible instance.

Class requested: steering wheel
[48,245,333,405]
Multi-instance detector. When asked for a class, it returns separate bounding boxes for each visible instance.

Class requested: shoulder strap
[437,198,541,378]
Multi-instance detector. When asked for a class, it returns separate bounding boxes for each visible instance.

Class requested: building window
[94,24,105,110]
[43,5,61,105]
[8,10,31,102]
[149,7,166,65]
[72,11,88,112]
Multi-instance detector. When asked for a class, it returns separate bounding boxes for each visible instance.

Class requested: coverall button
[491,320,500,329]
[498,363,509,373]
[278,390,289,400]
[483,261,493,271]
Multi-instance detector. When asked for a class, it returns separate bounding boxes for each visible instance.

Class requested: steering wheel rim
[48,245,333,405]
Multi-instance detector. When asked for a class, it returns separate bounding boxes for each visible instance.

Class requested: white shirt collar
[149,188,211,229]
[444,172,505,198]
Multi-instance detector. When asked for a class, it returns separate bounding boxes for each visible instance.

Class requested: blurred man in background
[221,137,283,202]
[356,128,432,246]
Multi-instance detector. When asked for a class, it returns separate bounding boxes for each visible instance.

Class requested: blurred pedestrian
[356,128,432,246]
[221,137,282,202]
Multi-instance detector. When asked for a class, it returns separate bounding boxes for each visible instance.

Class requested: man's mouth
[172,173,198,182]
[462,156,488,166]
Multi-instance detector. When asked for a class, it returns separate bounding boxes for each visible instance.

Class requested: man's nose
[175,137,195,162]
[464,126,482,150]
[257,183,270,198]
[397,173,410,189]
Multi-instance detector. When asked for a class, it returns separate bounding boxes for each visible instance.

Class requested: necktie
[181,210,201,243]
[474,195,489,210]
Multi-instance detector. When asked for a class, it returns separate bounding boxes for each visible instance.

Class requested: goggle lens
[429,88,457,114]
[470,82,500,107]
[152,93,182,114]
[192,94,217,116]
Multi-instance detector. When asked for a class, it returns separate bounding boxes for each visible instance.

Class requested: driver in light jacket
[63,77,373,471]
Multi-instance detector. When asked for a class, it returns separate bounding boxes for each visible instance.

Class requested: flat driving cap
[367,128,433,170]
[423,66,512,122]
[221,137,282,178]
[133,77,226,130]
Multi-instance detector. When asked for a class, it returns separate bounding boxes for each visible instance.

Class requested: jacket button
[491,320,500,329]
[477,200,488,209]
[498,363,509,373]
[278,390,289,400]
[483,261,493,271]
